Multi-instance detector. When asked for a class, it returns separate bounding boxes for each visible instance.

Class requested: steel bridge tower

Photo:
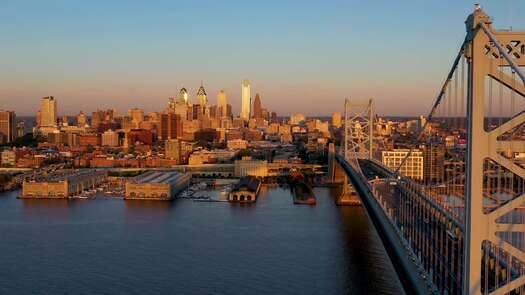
[464,8,525,294]
[343,98,373,162]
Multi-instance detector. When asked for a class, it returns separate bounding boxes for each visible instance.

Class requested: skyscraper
[158,113,182,140]
[217,90,228,117]
[0,110,16,144]
[128,108,144,128]
[332,112,342,128]
[253,93,262,119]
[77,111,88,127]
[179,88,189,104]
[196,83,207,106]
[40,96,57,127]
[241,79,250,120]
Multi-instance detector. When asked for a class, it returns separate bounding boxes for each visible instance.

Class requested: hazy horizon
[1,0,524,117]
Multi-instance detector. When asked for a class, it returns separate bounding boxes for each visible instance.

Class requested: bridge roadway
[335,154,432,294]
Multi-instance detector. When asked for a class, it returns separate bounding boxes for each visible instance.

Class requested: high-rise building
[91,110,103,129]
[332,112,342,128]
[271,112,278,123]
[128,108,144,128]
[179,87,189,104]
[77,111,88,127]
[101,130,119,147]
[241,79,250,120]
[382,149,424,180]
[422,143,445,183]
[0,110,16,144]
[196,83,207,106]
[165,139,182,163]
[252,93,262,119]
[217,90,228,117]
[159,113,182,140]
[40,96,57,127]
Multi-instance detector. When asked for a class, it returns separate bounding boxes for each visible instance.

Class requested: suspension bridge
[330,7,525,294]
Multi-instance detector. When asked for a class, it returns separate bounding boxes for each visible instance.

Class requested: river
[0,186,404,294]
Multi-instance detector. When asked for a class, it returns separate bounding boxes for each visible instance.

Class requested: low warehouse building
[22,170,107,199]
[125,171,191,200]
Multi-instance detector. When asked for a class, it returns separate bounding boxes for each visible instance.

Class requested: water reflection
[21,198,70,209]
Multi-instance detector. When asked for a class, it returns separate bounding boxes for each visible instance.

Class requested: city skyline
[2,1,525,116]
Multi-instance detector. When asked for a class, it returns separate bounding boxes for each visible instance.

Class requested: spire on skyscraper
[196,83,207,106]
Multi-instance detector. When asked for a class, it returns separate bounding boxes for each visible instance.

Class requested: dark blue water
[0,187,403,294]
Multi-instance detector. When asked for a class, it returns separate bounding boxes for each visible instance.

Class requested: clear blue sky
[1,0,524,116]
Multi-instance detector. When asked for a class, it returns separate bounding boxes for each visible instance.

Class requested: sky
[1,0,524,117]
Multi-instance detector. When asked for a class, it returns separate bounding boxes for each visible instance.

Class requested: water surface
[0,187,403,294]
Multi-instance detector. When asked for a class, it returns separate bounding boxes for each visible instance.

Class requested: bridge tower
[339,98,374,205]
[464,7,525,294]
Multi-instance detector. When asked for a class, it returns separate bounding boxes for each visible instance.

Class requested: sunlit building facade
[241,79,250,120]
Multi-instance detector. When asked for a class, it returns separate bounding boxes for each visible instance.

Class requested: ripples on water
[0,187,403,294]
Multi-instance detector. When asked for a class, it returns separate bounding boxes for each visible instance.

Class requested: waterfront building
[228,176,261,203]
[382,149,424,180]
[125,171,191,200]
[240,79,250,120]
[101,130,119,147]
[0,110,16,144]
[234,158,268,177]
[252,93,262,119]
[21,170,107,198]
[332,112,342,128]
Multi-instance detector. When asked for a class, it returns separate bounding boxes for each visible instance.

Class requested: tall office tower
[422,143,445,183]
[252,93,262,119]
[104,109,116,121]
[196,83,207,106]
[332,112,342,128]
[159,113,182,140]
[217,90,228,117]
[77,111,88,127]
[240,79,250,120]
[128,108,144,128]
[271,112,277,123]
[179,87,189,104]
[91,111,103,129]
[0,110,16,144]
[40,96,57,127]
